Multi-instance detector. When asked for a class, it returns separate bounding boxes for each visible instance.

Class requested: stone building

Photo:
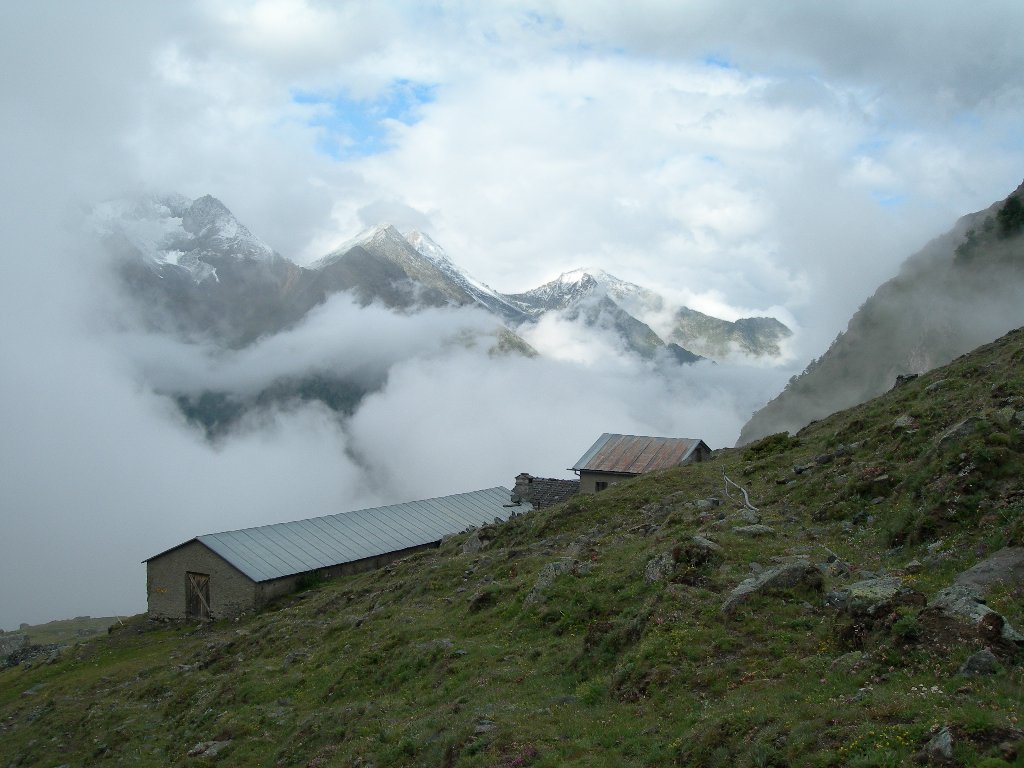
[144,487,524,620]
[510,473,580,508]
[571,433,711,494]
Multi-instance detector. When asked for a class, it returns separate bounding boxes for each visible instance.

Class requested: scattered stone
[473,719,497,735]
[690,535,723,555]
[918,726,953,764]
[694,497,720,510]
[644,552,676,583]
[462,531,488,555]
[953,547,1024,593]
[928,585,1024,645]
[679,537,724,568]
[524,559,590,606]
[829,650,864,672]
[626,522,660,537]
[188,740,232,758]
[958,649,1001,676]
[937,417,982,447]
[817,558,850,578]
[924,378,949,393]
[732,524,774,537]
[732,509,761,525]
[904,559,923,574]
[826,576,925,617]
[892,414,917,429]
[893,373,919,388]
[721,560,823,613]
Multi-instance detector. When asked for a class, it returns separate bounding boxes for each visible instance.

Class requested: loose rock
[918,726,953,764]
[524,559,590,606]
[826,576,925,618]
[644,552,675,583]
[953,547,1024,593]
[958,649,1001,676]
[927,585,1024,645]
[722,560,823,613]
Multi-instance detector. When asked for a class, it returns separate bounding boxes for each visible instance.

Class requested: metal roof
[146,487,523,583]
[571,433,705,474]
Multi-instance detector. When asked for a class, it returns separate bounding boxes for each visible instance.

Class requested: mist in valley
[3,1,1024,629]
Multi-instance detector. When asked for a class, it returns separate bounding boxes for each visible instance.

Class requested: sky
[2,1,1023,629]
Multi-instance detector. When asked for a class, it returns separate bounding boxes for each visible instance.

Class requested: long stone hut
[144,487,524,620]
[571,433,711,493]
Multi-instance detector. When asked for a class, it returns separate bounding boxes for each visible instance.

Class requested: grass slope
[3,330,1024,767]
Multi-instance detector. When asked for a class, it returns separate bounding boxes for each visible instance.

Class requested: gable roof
[146,487,524,583]
[572,433,707,475]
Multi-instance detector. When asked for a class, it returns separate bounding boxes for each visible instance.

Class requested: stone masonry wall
[146,541,256,620]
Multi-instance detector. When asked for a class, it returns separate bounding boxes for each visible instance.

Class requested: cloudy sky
[2,1,1023,629]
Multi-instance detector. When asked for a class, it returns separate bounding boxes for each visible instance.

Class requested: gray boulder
[928,585,1024,644]
[524,559,590,606]
[644,552,676,583]
[953,547,1024,593]
[732,524,774,537]
[959,649,1001,676]
[919,726,954,764]
[825,576,925,617]
[722,560,823,613]
[937,417,981,447]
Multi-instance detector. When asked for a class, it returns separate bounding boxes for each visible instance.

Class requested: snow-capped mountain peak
[90,194,277,284]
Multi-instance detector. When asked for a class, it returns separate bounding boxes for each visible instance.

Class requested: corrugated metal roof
[572,433,704,474]
[148,487,522,583]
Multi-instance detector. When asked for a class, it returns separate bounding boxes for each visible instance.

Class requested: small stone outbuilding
[145,487,525,620]
[571,433,711,493]
[510,473,580,509]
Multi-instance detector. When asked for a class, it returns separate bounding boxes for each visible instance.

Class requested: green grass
[3,329,1024,766]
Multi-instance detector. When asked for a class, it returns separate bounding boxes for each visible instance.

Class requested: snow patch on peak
[89,193,277,283]
[316,223,407,267]
[404,230,448,264]
[556,267,605,284]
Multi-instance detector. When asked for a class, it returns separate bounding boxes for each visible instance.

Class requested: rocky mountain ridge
[739,180,1024,446]
[94,194,790,363]
[93,194,791,435]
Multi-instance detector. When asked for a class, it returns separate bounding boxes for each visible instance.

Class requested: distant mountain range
[91,193,793,435]
[738,180,1024,445]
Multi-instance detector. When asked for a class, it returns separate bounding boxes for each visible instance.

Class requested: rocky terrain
[2,326,1023,766]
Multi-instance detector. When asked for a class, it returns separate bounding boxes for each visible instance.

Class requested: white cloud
[3,0,1024,628]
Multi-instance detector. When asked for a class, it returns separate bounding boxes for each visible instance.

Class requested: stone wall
[148,541,442,620]
[146,541,257,620]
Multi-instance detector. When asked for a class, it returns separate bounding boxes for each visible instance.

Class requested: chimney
[512,472,533,504]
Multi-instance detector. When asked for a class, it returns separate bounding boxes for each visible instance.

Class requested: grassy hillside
[3,330,1024,766]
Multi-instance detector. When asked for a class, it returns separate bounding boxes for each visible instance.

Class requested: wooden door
[186,572,211,620]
